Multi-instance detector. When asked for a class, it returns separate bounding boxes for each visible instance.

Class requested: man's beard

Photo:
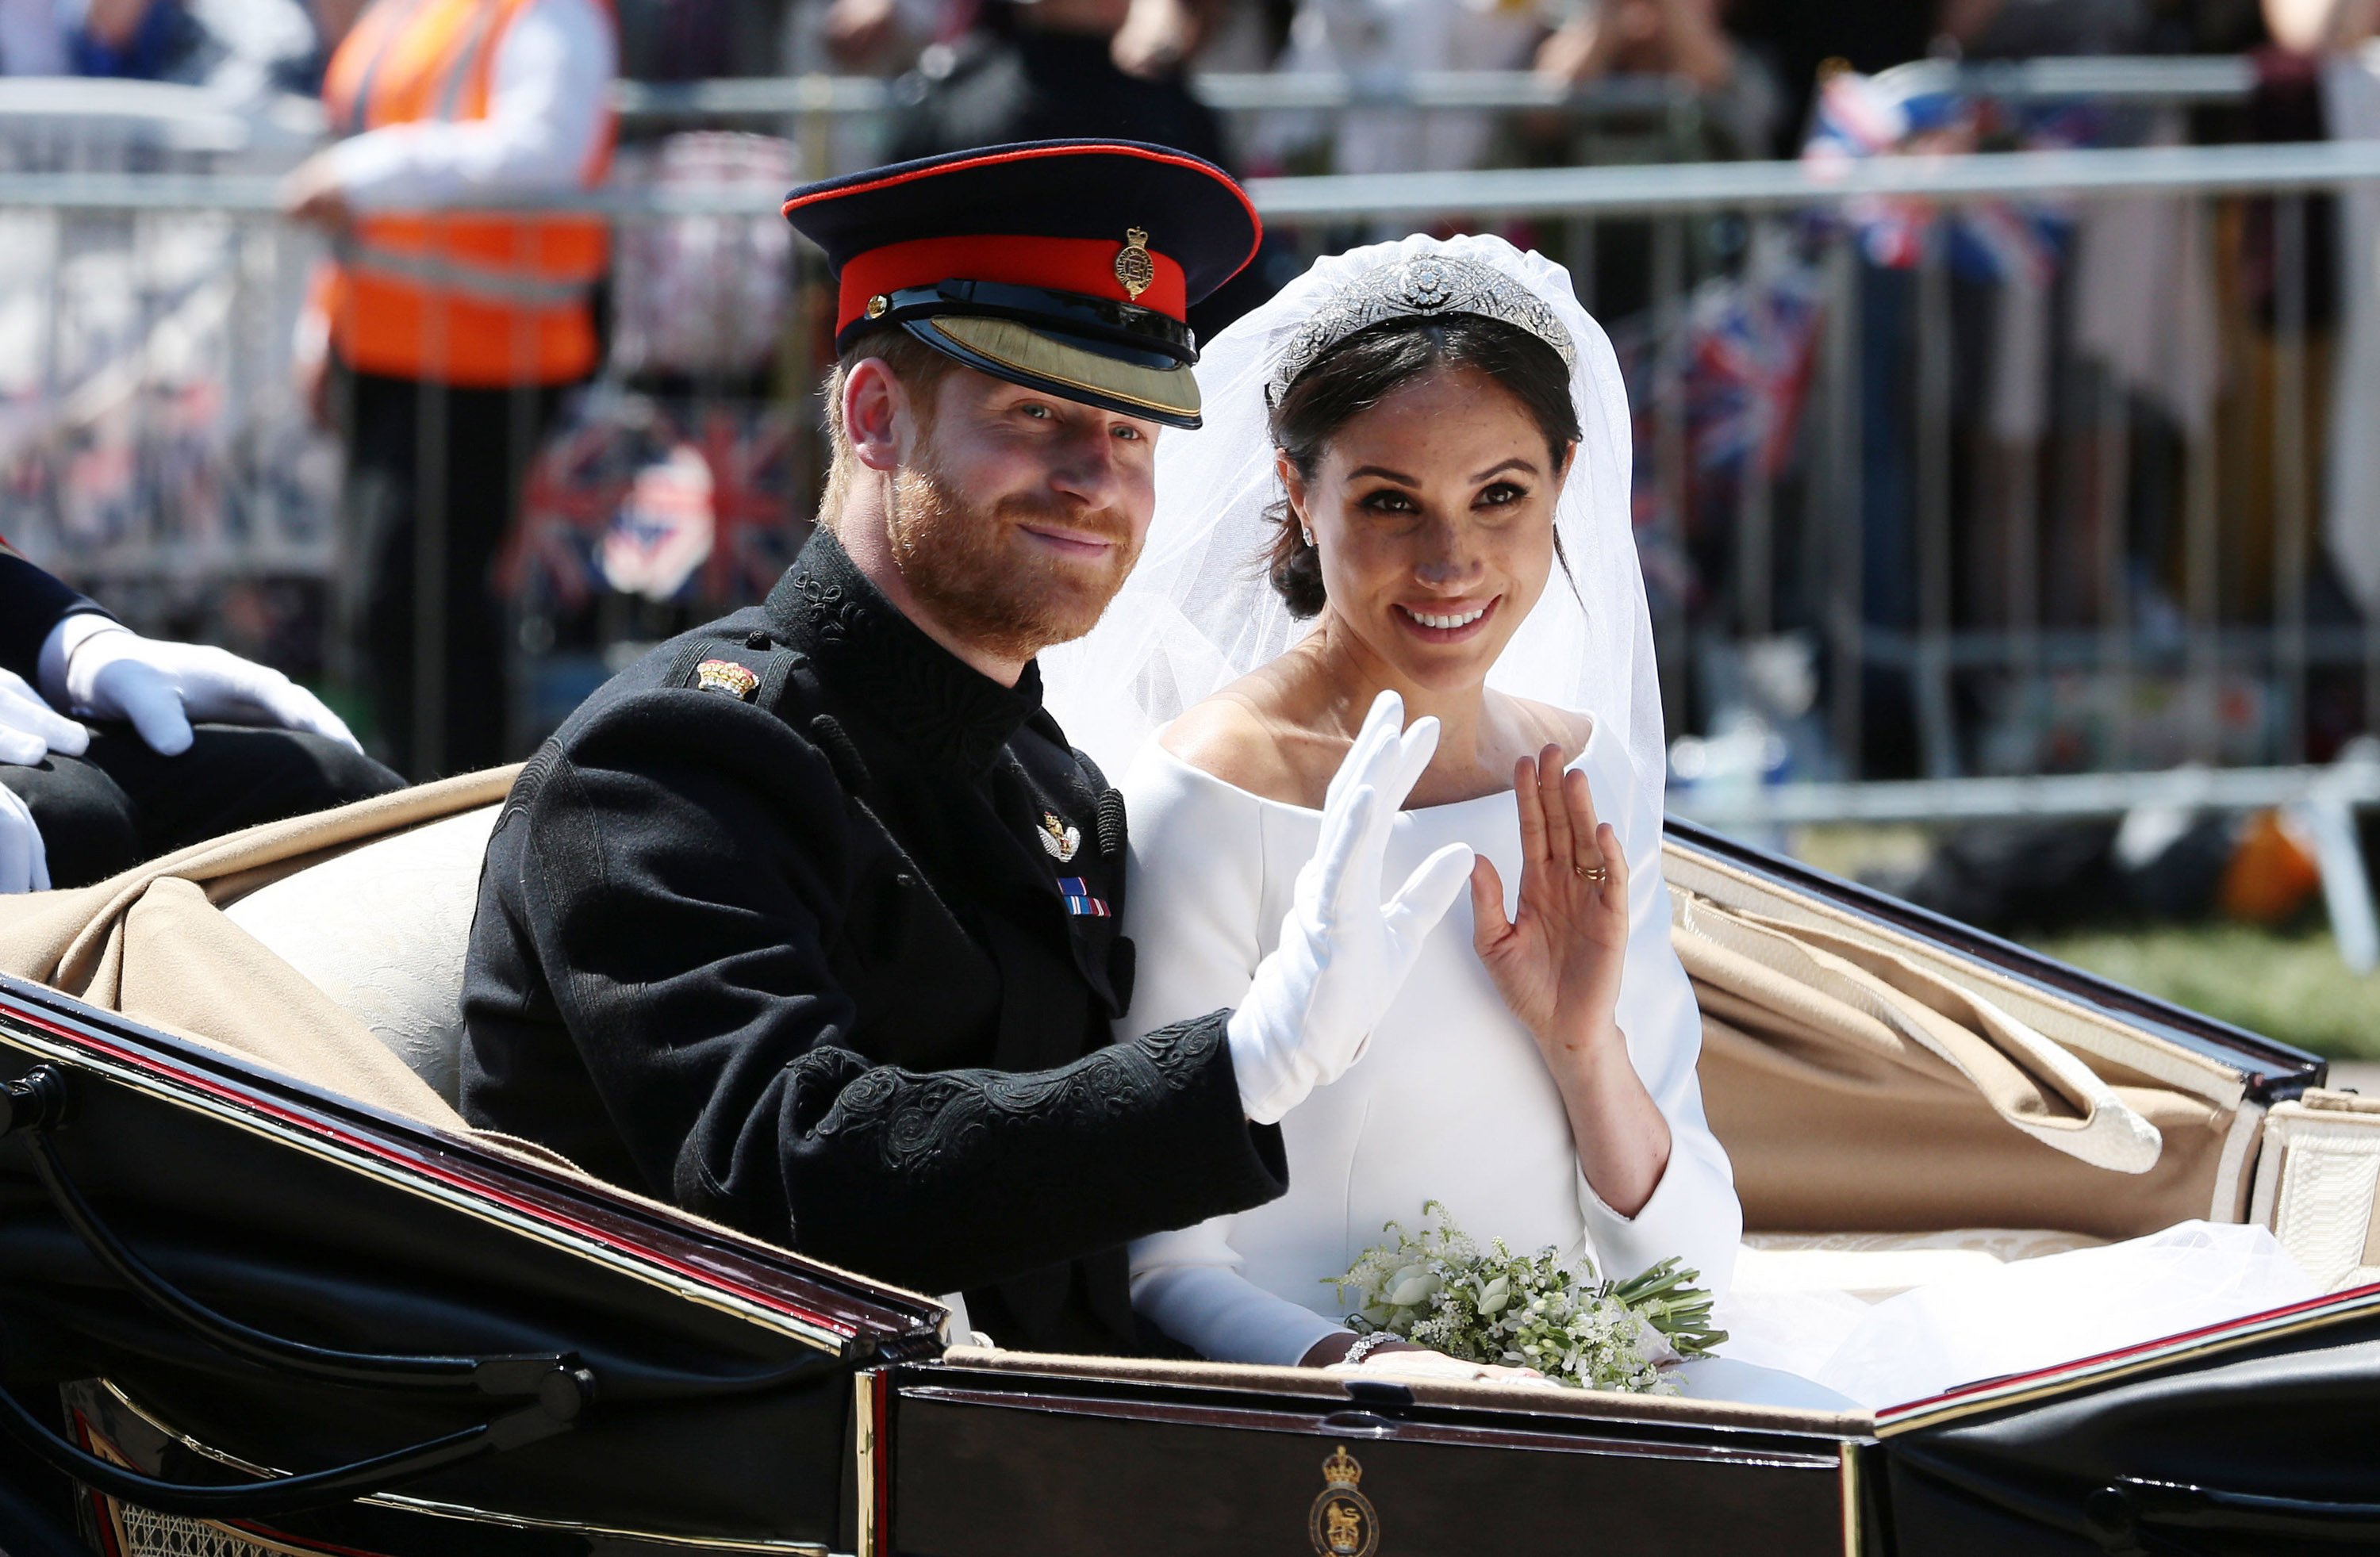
[885,455,1141,666]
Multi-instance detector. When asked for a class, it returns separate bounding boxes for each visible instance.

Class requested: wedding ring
[1575,864,1609,883]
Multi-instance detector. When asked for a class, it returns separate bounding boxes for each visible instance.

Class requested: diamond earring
[1300,525,1315,546]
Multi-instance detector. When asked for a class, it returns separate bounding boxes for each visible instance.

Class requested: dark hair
[1265,313,1580,618]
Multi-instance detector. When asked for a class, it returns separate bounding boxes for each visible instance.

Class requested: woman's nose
[1414,521,1483,587]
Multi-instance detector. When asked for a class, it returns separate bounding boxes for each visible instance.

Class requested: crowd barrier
[7,67,2380,957]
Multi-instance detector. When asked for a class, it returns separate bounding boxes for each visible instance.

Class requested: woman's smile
[1393,596,1501,642]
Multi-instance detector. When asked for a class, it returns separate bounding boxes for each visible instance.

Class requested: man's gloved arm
[493,696,1286,1298]
[0,539,107,687]
[44,619,360,758]
[1226,691,1476,1124]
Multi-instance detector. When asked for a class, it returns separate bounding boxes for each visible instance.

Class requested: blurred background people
[281,0,617,779]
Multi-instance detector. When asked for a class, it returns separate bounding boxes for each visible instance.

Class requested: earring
[1300,525,1315,546]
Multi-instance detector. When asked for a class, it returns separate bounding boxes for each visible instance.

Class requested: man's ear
[843,357,912,474]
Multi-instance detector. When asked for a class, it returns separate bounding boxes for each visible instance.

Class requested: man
[463,141,1471,1354]
[0,539,399,891]
[282,0,616,778]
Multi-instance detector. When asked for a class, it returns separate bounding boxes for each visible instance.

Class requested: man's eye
[1019,402,1053,420]
[1112,424,1144,441]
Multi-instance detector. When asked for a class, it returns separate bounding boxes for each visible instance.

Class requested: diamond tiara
[1265,254,1580,406]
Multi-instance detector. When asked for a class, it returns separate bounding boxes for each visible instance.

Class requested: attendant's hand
[0,666,89,768]
[1225,691,1475,1125]
[63,629,361,758]
[279,152,353,234]
[1469,744,1629,1053]
[0,781,47,892]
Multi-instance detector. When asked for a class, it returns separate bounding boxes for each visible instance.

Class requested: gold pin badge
[696,659,760,701]
[865,293,889,319]
[1114,227,1154,302]
[1308,1447,1378,1557]
[1038,811,1082,863]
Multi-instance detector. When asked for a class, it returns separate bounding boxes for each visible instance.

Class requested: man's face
[885,366,1161,665]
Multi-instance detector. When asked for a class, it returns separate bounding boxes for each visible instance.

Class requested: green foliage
[1326,1201,1724,1393]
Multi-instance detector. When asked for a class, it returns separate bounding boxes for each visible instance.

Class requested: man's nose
[1046,424,1124,507]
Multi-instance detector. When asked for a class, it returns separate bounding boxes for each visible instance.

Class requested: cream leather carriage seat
[223,802,501,1109]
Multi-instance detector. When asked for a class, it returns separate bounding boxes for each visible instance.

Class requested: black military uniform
[0,540,398,887]
[461,142,1287,1353]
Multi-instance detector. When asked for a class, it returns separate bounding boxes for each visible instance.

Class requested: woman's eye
[1360,489,1415,513]
[1479,482,1526,507]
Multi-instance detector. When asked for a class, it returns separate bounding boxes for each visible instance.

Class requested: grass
[2018,922,2380,1060]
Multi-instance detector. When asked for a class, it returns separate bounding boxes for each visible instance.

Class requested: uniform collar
[768,527,1046,775]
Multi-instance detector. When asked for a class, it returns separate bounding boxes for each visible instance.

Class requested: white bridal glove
[1226,691,1475,1125]
[56,623,361,759]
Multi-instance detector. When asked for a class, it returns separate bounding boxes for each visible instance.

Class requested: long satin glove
[61,627,361,759]
[1226,690,1475,1125]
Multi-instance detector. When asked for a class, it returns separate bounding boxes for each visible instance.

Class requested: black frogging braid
[1095,788,1128,859]
[809,715,874,799]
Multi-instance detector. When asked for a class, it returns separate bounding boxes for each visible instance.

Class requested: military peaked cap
[781,139,1261,428]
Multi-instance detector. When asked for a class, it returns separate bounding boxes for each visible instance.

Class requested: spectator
[281,0,617,779]
[67,0,315,90]
[1535,0,1783,159]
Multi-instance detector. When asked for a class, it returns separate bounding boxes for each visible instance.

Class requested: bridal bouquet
[1325,1202,1725,1394]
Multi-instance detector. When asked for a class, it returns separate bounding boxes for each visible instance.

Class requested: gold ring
[1576,864,1609,883]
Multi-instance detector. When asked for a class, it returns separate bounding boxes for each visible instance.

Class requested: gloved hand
[0,782,46,893]
[60,627,361,759]
[1226,690,1475,1124]
[0,665,90,768]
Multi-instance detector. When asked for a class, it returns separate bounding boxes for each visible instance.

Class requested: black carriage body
[2,823,2374,1557]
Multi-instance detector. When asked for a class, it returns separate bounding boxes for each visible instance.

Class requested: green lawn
[2021,924,2380,1060]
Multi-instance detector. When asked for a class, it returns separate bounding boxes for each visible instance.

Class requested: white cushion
[223,804,501,1108]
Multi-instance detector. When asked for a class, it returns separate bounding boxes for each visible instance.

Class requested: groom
[461,141,1472,1354]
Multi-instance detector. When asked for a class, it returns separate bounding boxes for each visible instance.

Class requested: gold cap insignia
[1308,1447,1378,1557]
[1114,227,1155,302]
[1038,811,1082,863]
[865,293,890,319]
[696,659,760,701]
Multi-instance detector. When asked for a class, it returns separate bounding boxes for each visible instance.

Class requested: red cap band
[836,234,1188,333]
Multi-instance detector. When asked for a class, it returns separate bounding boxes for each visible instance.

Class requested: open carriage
[1,772,2376,1556]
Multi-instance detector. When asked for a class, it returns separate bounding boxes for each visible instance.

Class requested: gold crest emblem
[1307,1446,1379,1557]
[1038,811,1082,863]
[1114,227,1155,302]
[695,658,760,701]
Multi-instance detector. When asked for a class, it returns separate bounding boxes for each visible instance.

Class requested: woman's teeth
[1403,604,1488,631]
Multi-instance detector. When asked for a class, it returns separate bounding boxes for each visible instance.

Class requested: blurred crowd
[13,0,2380,805]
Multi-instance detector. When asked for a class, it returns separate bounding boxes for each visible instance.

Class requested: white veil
[1042,232,1665,802]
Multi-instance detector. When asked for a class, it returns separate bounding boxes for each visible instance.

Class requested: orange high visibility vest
[318,0,616,386]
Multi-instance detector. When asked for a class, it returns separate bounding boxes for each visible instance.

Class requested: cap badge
[865,293,889,320]
[1038,810,1083,862]
[696,659,760,701]
[1115,227,1155,302]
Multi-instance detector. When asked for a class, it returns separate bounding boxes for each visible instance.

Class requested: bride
[1042,234,2313,1407]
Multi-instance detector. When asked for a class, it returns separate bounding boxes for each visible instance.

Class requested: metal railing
[3,88,2378,947]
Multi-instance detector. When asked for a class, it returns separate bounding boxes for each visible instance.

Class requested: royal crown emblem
[1308,1445,1379,1557]
[1114,227,1155,302]
[1038,811,1082,863]
[694,659,760,701]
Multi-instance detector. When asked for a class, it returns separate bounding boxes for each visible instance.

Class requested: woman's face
[1286,362,1571,696]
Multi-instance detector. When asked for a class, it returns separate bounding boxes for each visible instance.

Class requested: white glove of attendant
[1226,691,1475,1125]
[0,782,46,892]
[58,625,361,759]
[0,665,90,768]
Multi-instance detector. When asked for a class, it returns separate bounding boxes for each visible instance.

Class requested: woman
[1042,236,2312,1406]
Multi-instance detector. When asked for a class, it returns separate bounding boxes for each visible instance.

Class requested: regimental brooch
[1309,1446,1378,1557]
[1114,227,1155,302]
[1038,810,1082,862]
[695,659,760,701]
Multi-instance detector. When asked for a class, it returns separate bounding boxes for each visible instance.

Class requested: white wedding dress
[1047,233,2317,1412]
